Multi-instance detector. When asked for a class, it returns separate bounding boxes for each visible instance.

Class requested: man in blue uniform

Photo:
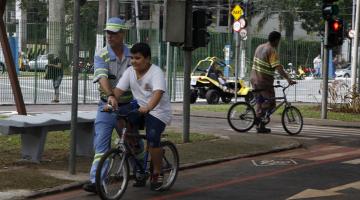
[83,17,133,193]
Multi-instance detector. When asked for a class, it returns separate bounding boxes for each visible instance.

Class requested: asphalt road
[33,115,360,200]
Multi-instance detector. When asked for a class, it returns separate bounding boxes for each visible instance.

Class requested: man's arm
[275,65,296,85]
[138,90,163,114]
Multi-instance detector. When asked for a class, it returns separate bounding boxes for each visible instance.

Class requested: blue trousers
[89,101,130,183]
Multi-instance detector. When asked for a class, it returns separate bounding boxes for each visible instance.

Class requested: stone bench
[0,111,96,163]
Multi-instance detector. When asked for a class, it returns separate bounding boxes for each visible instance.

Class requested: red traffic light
[330,19,342,32]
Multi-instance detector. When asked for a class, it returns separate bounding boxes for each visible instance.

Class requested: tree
[254,0,299,40]
[297,0,352,34]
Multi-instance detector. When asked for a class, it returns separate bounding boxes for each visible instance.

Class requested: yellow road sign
[231,5,243,20]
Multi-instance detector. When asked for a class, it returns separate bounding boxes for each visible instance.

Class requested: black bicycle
[95,107,179,200]
[227,83,303,135]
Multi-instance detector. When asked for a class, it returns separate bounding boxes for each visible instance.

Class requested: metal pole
[106,0,110,19]
[173,47,178,101]
[234,33,240,102]
[182,0,192,143]
[321,21,329,119]
[69,0,80,174]
[166,42,171,93]
[134,0,141,42]
[351,0,360,92]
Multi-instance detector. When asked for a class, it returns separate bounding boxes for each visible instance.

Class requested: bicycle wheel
[159,141,179,191]
[282,106,303,135]
[227,102,256,132]
[96,148,129,200]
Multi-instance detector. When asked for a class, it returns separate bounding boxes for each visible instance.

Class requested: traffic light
[327,18,345,48]
[192,9,212,49]
[322,3,338,20]
[322,0,339,20]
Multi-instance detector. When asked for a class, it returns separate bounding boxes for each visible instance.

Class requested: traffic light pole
[321,21,329,119]
[351,0,359,92]
[182,0,193,143]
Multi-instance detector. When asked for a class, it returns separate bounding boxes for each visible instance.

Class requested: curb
[23,142,301,199]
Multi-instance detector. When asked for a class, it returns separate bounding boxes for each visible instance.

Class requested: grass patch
[0,168,71,191]
[190,104,360,122]
[0,130,217,168]
[0,129,219,192]
[191,104,231,112]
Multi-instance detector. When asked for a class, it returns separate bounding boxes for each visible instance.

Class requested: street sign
[239,17,247,29]
[231,5,243,20]
[240,29,247,38]
[348,29,355,38]
[233,21,241,32]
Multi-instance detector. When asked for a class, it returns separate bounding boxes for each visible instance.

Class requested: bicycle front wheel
[227,102,256,132]
[159,141,179,191]
[96,148,129,200]
[282,106,303,135]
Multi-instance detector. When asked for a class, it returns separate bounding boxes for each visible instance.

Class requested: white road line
[308,149,360,161]
[342,158,360,165]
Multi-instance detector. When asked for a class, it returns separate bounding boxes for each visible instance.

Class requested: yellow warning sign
[231,5,243,20]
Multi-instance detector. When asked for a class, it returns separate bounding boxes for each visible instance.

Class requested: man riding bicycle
[250,31,296,133]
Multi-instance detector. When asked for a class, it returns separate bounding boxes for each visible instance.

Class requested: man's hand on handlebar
[107,95,119,110]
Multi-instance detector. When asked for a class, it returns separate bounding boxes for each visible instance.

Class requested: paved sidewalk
[0,103,358,199]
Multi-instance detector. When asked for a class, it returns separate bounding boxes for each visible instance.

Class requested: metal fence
[1,20,343,105]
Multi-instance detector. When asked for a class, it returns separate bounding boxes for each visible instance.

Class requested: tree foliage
[253,0,353,38]
[298,0,352,34]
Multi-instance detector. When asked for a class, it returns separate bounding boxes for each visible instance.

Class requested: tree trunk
[48,0,65,57]
[109,0,119,18]
[96,0,106,52]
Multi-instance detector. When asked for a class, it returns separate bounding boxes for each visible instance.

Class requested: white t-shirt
[116,64,172,125]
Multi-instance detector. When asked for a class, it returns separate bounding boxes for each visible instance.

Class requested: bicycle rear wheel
[159,141,179,191]
[227,102,256,132]
[282,106,303,135]
[96,148,129,200]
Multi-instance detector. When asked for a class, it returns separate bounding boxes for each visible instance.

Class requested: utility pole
[351,0,359,92]
[69,0,81,174]
[134,0,141,42]
[321,21,329,119]
[182,0,192,143]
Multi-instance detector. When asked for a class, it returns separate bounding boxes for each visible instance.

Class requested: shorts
[145,114,166,148]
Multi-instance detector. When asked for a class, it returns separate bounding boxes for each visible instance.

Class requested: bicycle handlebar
[101,104,140,119]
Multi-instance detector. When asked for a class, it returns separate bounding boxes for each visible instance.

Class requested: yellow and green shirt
[252,43,281,77]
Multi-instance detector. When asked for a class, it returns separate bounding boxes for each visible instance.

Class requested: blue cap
[104,17,128,32]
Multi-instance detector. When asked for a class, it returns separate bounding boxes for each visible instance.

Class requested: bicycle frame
[256,84,292,119]
[116,116,150,177]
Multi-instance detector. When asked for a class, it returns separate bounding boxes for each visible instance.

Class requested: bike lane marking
[148,153,360,200]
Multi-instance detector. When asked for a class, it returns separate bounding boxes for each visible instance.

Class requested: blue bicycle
[227,83,303,135]
[95,107,179,200]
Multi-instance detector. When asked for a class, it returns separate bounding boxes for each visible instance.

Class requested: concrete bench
[0,111,96,163]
